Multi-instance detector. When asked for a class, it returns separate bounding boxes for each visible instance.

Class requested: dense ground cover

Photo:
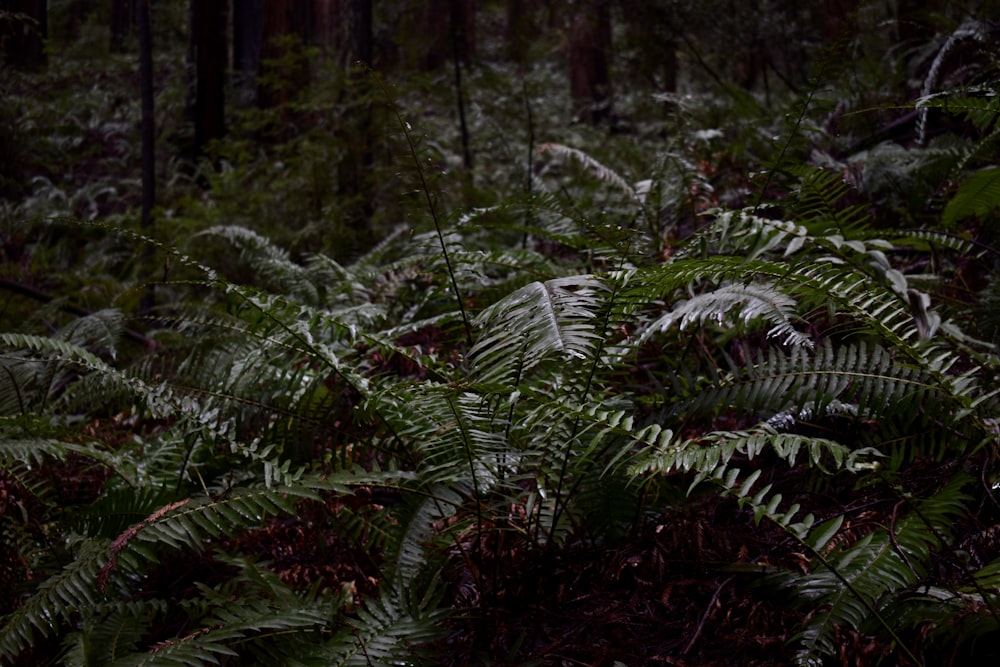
[2,3,1000,665]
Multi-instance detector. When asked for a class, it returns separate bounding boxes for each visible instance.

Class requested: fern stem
[390,98,474,347]
[445,395,487,601]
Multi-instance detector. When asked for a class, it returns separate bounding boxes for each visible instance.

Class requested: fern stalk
[389,89,474,347]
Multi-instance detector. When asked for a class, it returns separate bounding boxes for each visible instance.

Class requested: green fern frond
[537,142,640,202]
[787,473,971,666]
[787,165,870,235]
[640,280,813,348]
[106,599,331,667]
[629,424,857,479]
[471,275,606,385]
[0,537,109,659]
[328,588,446,667]
[943,165,1000,225]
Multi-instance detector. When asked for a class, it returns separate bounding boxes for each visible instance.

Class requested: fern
[942,165,1000,225]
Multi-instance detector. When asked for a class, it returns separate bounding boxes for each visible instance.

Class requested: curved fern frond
[640,280,813,349]
[471,275,606,385]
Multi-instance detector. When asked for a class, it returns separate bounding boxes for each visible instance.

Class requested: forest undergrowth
[3,4,1000,666]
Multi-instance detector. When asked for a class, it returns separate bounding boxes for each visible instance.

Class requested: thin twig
[681,575,735,657]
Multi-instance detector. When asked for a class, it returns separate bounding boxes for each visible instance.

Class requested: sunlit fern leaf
[0,437,87,467]
[471,275,606,385]
[196,225,322,305]
[537,142,639,202]
[640,280,813,349]
[678,341,929,421]
[385,485,463,594]
[786,164,871,235]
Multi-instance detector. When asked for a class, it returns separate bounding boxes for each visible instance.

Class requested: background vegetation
[2,1,1000,665]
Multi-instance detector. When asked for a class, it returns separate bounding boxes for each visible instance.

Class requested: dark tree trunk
[109,0,134,52]
[419,0,474,71]
[504,0,537,63]
[233,0,263,96]
[257,0,310,112]
[569,0,612,124]
[353,0,371,67]
[192,0,227,155]
[137,0,155,311]
[1,0,47,69]
[338,0,376,252]
[313,0,344,58]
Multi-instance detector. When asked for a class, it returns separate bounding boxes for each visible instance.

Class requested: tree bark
[569,0,612,124]
[192,0,227,155]
[338,0,375,252]
[257,0,310,112]
[233,0,263,96]
[1,0,47,69]
[137,0,155,311]
[419,0,474,71]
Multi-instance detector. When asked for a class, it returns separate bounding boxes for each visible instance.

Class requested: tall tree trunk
[352,0,371,67]
[137,0,155,311]
[192,0,226,156]
[568,0,612,124]
[419,0,474,71]
[313,0,344,58]
[450,0,471,170]
[338,0,375,253]
[257,0,310,112]
[504,0,536,64]
[1,0,47,69]
[233,0,263,98]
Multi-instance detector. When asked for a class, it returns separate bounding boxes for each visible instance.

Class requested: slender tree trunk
[353,0,371,66]
[450,0,472,170]
[504,0,537,63]
[1,0,47,69]
[138,0,155,311]
[192,0,226,156]
[313,0,344,58]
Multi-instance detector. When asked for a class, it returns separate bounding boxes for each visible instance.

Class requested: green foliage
[4,4,1000,665]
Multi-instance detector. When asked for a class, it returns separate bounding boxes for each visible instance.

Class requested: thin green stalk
[390,98,474,347]
[446,395,485,596]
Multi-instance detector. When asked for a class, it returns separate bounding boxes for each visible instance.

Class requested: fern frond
[471,275,606,385]
[640,280,813,349]
[0,537,109,659]
[628,424,858,479]
[942,165,1000,225]
[106,599,331,667]
[537,142,639,202]
[786,473,971,666]
[328,586,446,667]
